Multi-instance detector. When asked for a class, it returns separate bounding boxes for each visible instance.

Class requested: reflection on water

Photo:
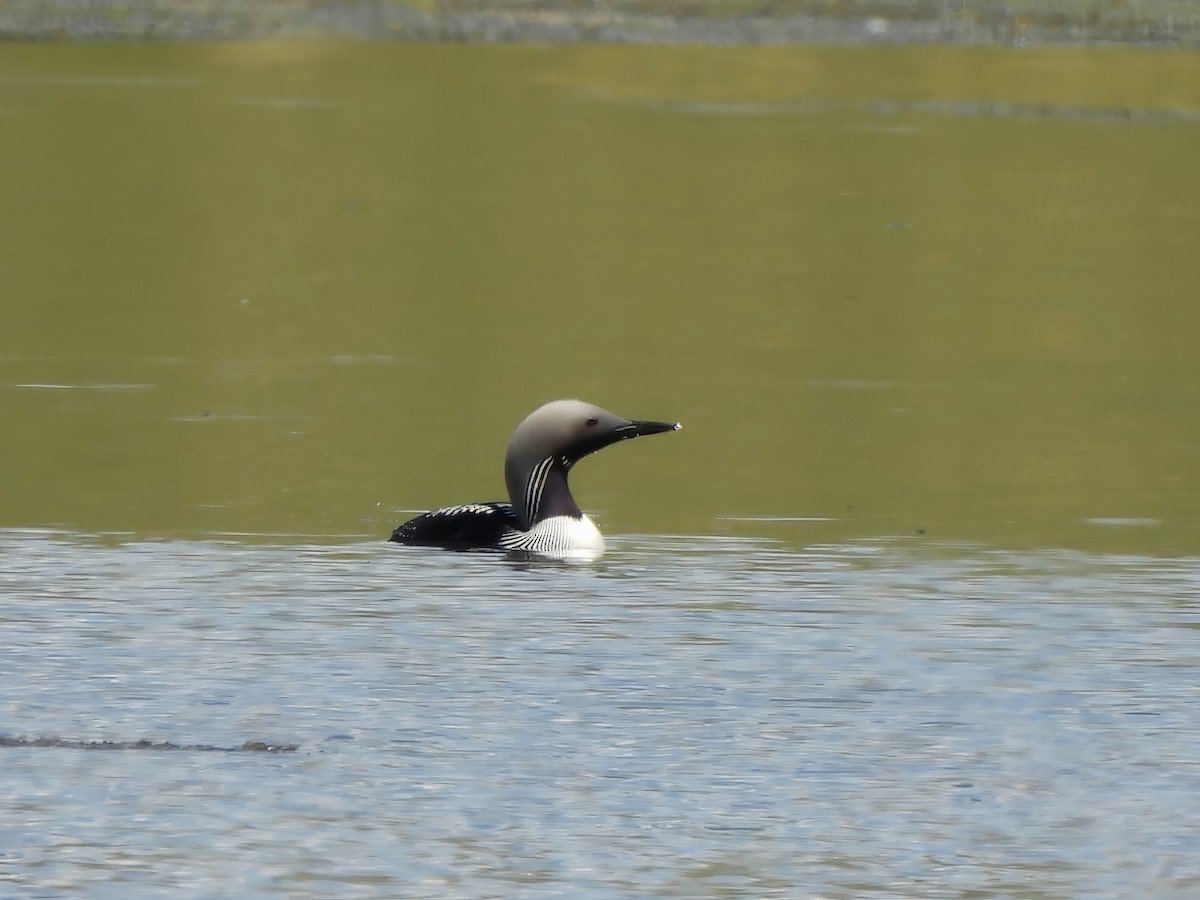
[2,531,1199,895]
[622,94,1200,125]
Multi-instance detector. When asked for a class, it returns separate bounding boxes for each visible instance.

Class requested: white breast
[503,514,606,560]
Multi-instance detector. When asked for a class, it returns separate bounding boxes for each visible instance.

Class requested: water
[3,41,1200,897]
[3,43,1200,549]
[2,531,1199,897]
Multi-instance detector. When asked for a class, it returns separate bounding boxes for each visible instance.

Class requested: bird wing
[389,502,518,549]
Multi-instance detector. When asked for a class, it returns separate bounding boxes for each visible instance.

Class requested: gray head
[504,399,681,530]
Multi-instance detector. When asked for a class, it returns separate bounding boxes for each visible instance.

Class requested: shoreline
[2,2,1199,48]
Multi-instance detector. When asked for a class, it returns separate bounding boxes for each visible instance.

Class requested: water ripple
[2,531,1198,897]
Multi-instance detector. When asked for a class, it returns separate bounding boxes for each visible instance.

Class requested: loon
[389,399,681,559]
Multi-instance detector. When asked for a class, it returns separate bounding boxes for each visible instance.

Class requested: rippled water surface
[3,531,1199,897]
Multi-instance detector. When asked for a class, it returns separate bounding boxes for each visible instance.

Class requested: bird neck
[513,457,582,530]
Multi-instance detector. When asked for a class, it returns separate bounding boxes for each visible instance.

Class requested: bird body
[390,399,680,559]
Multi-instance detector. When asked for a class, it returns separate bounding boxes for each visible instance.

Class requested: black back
[389,502,517,550]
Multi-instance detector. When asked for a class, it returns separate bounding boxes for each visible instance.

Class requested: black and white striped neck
[516,455,580,531]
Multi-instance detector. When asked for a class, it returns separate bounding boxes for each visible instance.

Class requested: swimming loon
[389,399,681,559]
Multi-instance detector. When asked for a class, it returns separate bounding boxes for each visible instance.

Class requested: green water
[2,43,1199,552]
